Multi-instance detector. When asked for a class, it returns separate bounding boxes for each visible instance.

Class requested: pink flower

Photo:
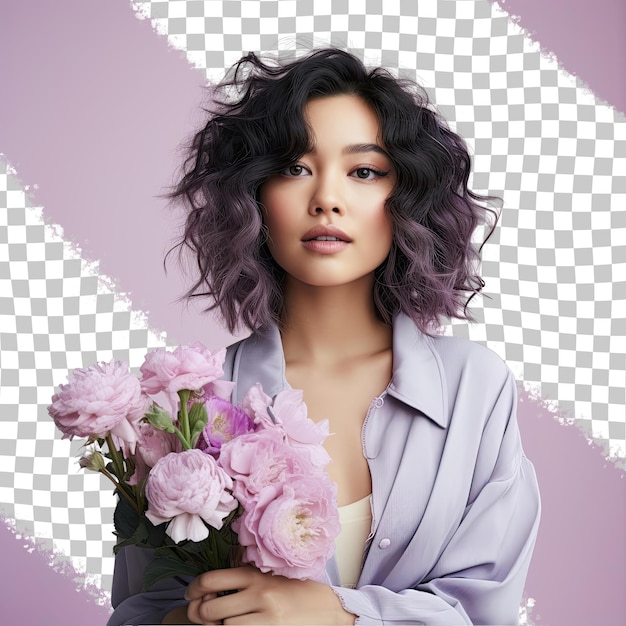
[128,421,183,486]
[203,379,236,402]
[145,449,238,543]
[243,384,331,468]
[218,429,316,506]
[242,383,276,425]
[196,396,254,458]
[140,343,227,411]
[235,475,340,580]
[48,360,149,454]
[136,421,182,467]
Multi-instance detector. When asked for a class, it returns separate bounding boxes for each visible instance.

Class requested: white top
[335,494,373,588]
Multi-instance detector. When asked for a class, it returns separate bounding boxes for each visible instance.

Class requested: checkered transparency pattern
[130,0,626,456]
[0,0,623,610]
[0,159,168,593]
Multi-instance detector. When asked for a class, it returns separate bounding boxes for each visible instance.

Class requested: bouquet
[47,342,340,590]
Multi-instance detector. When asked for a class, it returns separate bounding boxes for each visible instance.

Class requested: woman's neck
[280,276,392,366]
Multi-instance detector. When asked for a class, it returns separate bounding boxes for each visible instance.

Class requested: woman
[109,48,540,625]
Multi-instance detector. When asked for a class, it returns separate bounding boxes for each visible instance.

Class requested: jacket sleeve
[332,371,541,626]
[106,546,189,626]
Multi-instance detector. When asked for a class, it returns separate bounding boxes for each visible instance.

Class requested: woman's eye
[283,165,307,176]
[352,167,390,180]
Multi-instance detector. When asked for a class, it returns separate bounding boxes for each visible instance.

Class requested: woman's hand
[184,565,356,625]
[161,603,207,624]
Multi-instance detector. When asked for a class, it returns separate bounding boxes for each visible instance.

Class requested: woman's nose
[307,173,345,216]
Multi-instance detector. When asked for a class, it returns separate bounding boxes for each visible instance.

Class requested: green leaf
[113,493,141,540]
[113,515,154,552]
[144,516,169,549]
[142,556,204,592]
[190,423,207,449]
[175,536,214,555]
[188,402,208,428]
[189,403,208,448]
[113,526,147,554]
[123,456,136,482]
[213,527,238,564]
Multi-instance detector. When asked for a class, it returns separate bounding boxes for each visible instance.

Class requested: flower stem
[173,427,191,451]
[106,435,126,481]
[104,435,141,513]
[177,390,192,448]
[101,470,140,514]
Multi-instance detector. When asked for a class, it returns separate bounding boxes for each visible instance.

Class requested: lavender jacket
[108,314,540,625]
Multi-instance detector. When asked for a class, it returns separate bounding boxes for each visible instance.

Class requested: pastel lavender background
[493,0,626,113]
[0,1,624,625]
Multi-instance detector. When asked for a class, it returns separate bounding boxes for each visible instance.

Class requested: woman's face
[259,94,395,290]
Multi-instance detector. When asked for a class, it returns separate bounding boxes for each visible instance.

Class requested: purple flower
[196,396,254,458]
[48,360,149,455]
[234,475,340,580]
[145,449,238,543]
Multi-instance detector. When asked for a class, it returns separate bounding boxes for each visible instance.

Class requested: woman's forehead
[302,95,386,152]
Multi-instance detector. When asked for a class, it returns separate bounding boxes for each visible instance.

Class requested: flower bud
[145,405,176,433]
[78,450,106,472]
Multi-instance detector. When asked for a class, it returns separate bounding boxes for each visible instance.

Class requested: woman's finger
[185,567,256,601]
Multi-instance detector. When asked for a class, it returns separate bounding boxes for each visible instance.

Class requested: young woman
[108,48,540,625]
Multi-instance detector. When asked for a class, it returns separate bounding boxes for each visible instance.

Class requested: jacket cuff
[331,586,382,626]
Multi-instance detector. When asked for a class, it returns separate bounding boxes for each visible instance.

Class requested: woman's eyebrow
[341,143,389,157]
[304,143,390,157]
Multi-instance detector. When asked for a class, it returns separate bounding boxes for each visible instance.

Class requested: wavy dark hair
[170,48,498,334]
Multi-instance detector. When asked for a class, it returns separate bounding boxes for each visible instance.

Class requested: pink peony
[48,360,149,454]
[235,475,340,580]
[128,421,183,486]
[242,383,276,425]
[243,384,331,468]
[196,396,254,458]
[203,379,236,402]
[218,428,316,506]
[145,449,238,543]
[139,343,227,411]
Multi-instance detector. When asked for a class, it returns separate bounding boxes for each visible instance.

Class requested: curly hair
[170,48,497,334]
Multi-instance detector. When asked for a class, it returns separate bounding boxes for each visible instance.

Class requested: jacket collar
[230,312,448,429]
[386,313,448,428]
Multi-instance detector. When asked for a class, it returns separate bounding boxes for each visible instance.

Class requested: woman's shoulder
[430,333,510,377]
[394,313,512,386]
[425,335,519,436]
[430,335,516,408]
[390,316,516,431]
[423,332,515,401]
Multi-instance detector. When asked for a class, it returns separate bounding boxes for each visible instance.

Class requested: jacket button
[378,538,391,549]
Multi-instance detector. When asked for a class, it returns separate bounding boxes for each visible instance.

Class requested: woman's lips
[302,238,351,254]
[301,225,352,253]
